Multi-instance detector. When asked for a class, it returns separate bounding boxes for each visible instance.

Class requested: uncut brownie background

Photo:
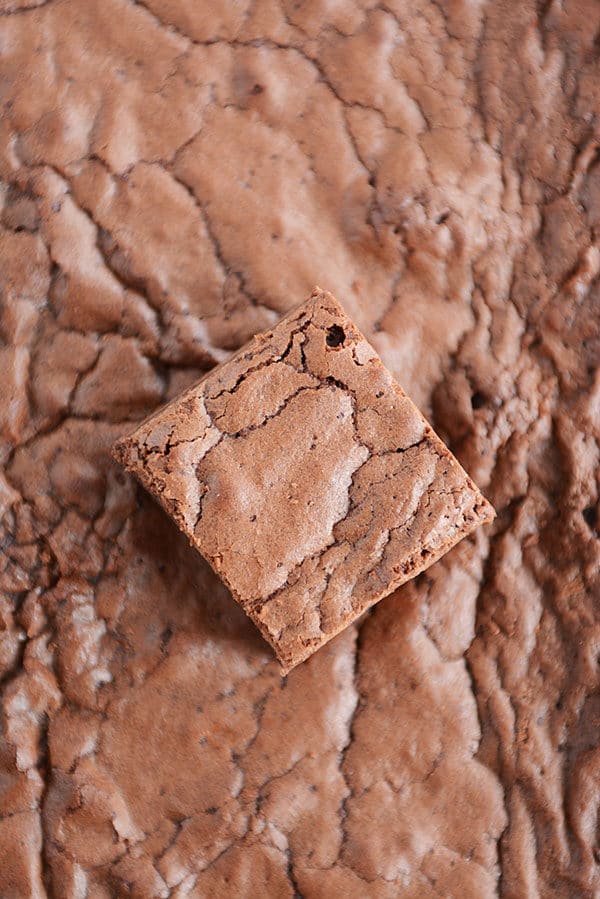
[1,2,599,898]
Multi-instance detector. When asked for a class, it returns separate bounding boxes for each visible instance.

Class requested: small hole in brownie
[471,391,486,409]
[326,325,345,347]
[582,505,598,533]
[251,83,264,94]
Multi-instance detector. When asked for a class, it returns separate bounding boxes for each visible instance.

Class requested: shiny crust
[1,1,599,896]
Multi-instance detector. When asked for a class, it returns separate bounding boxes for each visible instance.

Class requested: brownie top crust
[3,1,600,894]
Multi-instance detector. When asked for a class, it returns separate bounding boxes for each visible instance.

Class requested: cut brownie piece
[113,289,494,672]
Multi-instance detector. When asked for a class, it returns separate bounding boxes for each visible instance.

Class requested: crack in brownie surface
[115,290,494,670]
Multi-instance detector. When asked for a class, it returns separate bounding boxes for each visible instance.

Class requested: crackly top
[115,289,494,670]
[1,1,600,897]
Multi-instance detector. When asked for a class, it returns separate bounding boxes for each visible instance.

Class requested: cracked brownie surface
[1,0,600,896]
[115,290,493,671]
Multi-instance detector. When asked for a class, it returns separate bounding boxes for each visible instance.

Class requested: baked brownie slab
[114,288,494,671]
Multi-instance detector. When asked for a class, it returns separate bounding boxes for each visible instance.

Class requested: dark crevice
[471,391,486,410]
[582,505,598,536]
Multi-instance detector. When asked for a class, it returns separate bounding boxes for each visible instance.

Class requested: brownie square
[114,289,494,671]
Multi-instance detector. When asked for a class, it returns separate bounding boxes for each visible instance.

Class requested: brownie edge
[114,288,494,673]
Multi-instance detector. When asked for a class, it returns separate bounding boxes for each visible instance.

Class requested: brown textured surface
[114,289,493,671]
[0,1,599,896]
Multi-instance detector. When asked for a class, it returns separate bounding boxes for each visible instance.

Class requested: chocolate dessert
[114,289,493,672]
[1,1,599,896]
